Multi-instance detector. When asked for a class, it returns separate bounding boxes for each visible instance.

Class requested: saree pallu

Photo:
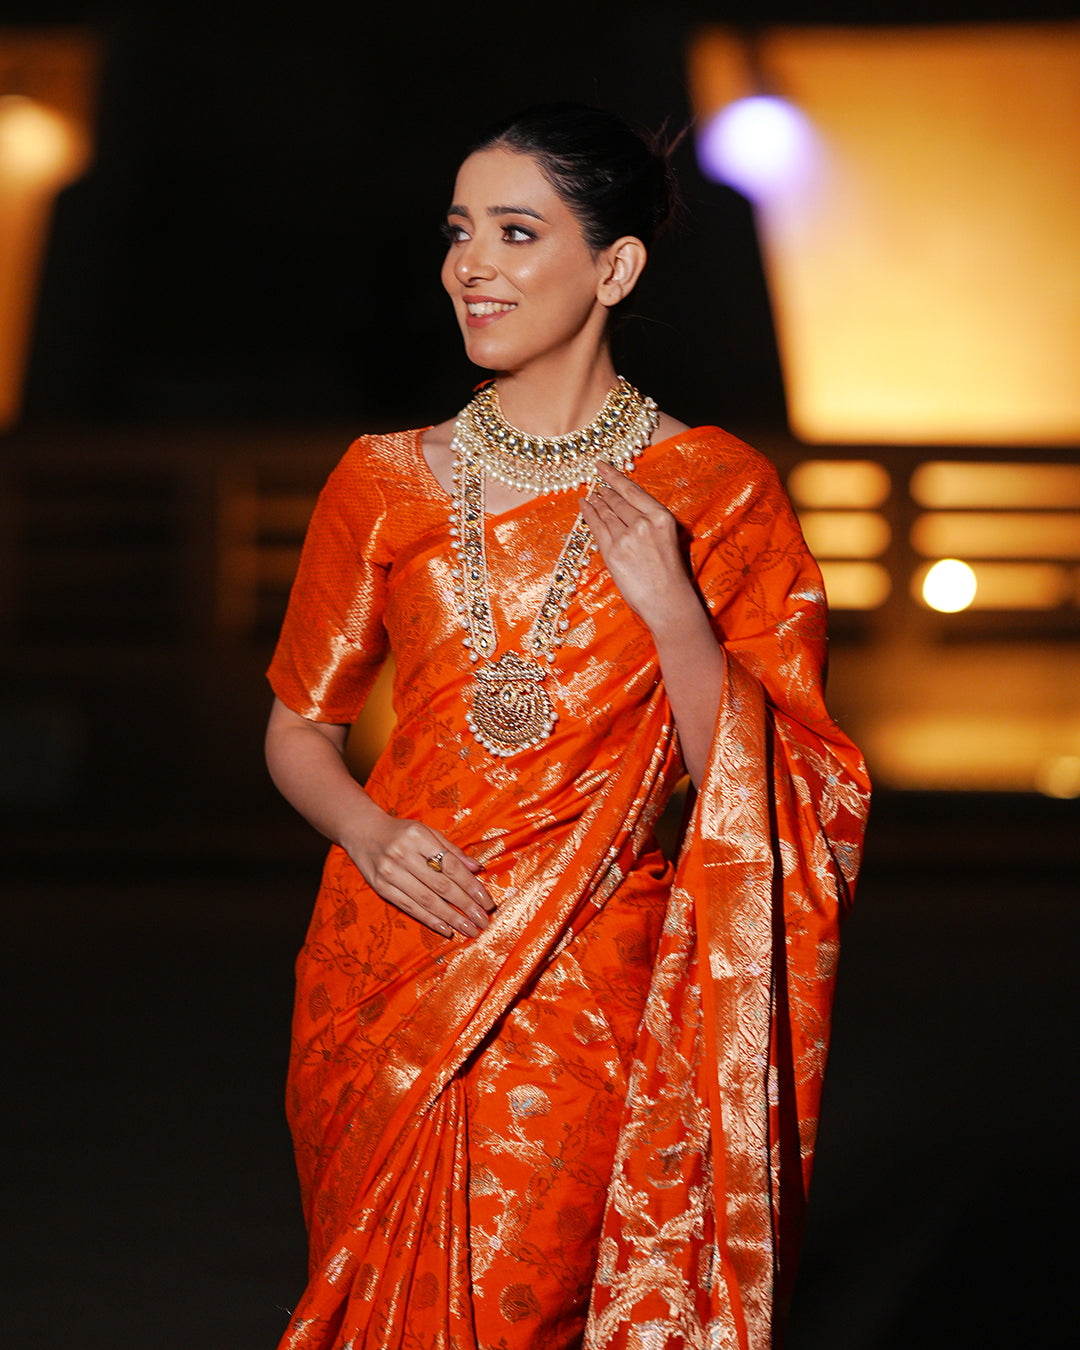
[268,427,870,1350]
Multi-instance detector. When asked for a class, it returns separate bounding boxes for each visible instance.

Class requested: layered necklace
[448,378,658,757]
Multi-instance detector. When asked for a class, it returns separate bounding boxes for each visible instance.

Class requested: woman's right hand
[344,812,497,940]
[265,696,496,940]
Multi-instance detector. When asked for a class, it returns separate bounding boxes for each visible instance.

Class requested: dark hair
[471,102,679,255]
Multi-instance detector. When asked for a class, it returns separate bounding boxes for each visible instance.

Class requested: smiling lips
[464,296,517,327]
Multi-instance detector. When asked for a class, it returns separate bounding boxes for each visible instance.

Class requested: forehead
[449,147,566,217]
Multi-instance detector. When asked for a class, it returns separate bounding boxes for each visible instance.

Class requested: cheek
[518,251,599,308]
[503,255,555,299]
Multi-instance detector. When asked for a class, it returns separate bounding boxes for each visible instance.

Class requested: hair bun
[472,102,682,254]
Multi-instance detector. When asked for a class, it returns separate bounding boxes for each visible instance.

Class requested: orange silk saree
[268,426,869,1350]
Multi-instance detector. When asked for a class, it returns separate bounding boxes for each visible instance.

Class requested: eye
[502,223,536,243]
[441,221,468,244]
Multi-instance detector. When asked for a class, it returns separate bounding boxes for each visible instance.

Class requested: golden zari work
[265,422,871,1348]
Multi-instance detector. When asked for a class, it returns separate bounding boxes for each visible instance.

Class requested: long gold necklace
[448,380,658,757]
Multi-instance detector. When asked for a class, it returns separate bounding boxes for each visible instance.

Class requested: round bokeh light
[697,96,816,200]
[0,95,79,184]
[922,559,978,612]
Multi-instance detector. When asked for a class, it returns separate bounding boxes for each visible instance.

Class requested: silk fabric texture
[267,426,870,1350]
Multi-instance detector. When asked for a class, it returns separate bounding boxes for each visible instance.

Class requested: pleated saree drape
[268,426,869,1350]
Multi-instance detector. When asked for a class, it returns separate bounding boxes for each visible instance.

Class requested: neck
[492,345,620,437]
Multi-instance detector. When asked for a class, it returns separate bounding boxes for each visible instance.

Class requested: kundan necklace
[448,378,659,757]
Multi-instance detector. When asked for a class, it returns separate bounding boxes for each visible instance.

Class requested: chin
[461,334,513,372]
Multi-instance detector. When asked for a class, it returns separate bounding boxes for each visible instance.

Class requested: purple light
[697,96,816,201]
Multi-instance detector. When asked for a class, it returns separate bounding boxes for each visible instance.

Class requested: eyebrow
[446,203,548,223]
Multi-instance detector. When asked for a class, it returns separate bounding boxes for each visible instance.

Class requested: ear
[596,236,647,308]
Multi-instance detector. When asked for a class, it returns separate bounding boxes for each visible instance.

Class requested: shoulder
[420,416,457,497]
[653,409,690,443]
[327,426,429,491]
[645,425,786,514]
[304,427,434,556]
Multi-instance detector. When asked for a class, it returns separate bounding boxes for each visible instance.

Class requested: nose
[455,236,496,284]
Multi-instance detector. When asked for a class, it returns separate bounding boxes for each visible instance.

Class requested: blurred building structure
[694,21,1080,794]
[1,13,1075,1350]
[1,9,1078,865]
[0,27,98,429]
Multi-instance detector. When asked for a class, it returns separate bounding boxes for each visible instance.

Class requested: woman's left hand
[580,460,693,630]
[581,461,727,787]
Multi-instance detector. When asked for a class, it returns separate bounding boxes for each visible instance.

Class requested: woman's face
[441,148,612,374]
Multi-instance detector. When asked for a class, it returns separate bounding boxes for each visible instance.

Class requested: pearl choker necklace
[452,377,658,495]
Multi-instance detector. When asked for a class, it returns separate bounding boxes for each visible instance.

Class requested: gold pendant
[466,651,556,757]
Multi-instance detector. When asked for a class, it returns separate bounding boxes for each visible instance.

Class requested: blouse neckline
[409,424,716,526]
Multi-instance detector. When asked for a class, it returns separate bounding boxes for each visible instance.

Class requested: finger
[594,483,649,533]
[425,829,487,877]
[585,485,634,530]
[579,496,614,549]
[407,858,493,933]
[380,879,466,940]
[595,461,664,512]
[594,461,642,498]
[425,833,497,912]
[401,863,490,937]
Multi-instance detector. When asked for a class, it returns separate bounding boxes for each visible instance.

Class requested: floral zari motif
[267,424,870,1350]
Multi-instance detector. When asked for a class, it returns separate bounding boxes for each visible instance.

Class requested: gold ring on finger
[426,851,445,873]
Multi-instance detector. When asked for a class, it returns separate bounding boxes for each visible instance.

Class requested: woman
[265,104,869,1350]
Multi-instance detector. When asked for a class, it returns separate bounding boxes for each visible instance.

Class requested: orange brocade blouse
[267,426,869,1350]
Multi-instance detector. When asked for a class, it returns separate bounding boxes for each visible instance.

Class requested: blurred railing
[1,426,1078,832]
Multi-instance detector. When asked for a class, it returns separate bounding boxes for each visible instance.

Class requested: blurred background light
[688,22,1080,445]
[965,563,1072,611]
[0,30,98,431]
[788,459,891,509]
[911,462,1080,510]
[870,713,1080,792]
[912,512,1080,560]
[799,509,890,559]
[1036,754,1080,799]
[0,94,85,185]
[920,559,978,612]
[696,95,817,201]
[818,560,891,610]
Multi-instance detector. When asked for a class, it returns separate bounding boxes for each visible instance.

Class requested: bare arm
[580,461,727,787]
[265,697,496,937]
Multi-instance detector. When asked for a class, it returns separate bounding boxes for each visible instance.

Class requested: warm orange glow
[0,95,85,182]
[919,559,977,612]
[911,462,1080,509]
[867,714,1080,791]
[1036,754,1080,799]
[964,563,1072,610]
[0,32,98,431]
[688,23,1080,446]
[799,510,890,558]
[345,659,397,778]
[788,459,891,508]
[819,560,891,610]
[912,512,1080,559]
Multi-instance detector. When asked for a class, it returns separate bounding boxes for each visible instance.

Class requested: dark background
[17,0,1076,431]
[2,2,1076,1347]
